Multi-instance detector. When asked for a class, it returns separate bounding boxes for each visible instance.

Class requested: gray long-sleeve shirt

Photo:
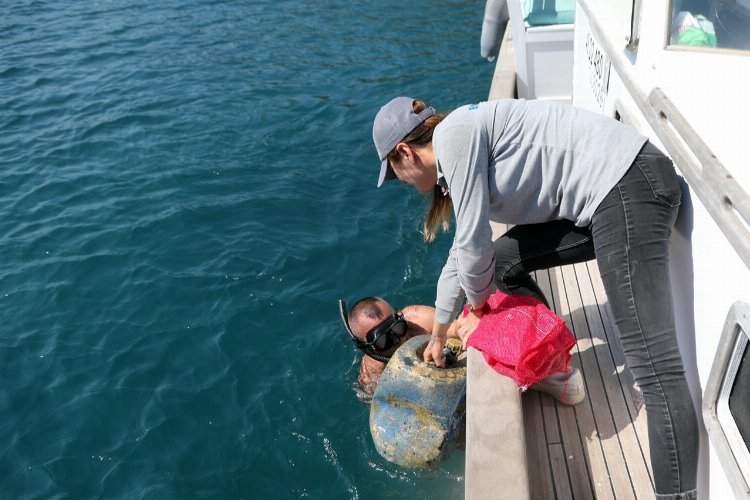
[432,99,647,323]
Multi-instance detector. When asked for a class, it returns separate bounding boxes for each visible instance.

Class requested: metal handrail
[648,89,750,269]
[578,0,750,270]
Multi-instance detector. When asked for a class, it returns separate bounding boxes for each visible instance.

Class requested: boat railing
[579,0,750,270]
[648,89,750,269]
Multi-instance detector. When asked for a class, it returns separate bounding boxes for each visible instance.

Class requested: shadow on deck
[524,262,655,499]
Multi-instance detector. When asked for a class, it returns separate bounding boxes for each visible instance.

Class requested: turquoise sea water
[1,1,493,498]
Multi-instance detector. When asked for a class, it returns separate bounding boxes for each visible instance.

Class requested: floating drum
[369,335,467,469]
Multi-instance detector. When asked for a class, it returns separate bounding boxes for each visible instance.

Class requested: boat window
[627,0,643,51]
[669,0,750,51]
[521,0,576,27]
[715,329,750,487]
[705,302,750,494]
[729,340,750,450]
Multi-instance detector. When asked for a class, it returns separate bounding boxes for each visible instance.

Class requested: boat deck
[470,23,658,498]
[524,261,655,499]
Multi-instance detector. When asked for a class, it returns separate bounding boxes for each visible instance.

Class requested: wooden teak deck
[524,262,655,499]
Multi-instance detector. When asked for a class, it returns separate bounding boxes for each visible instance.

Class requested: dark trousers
[493,143,698,499]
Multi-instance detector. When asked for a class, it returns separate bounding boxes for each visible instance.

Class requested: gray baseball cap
[372,97,435,187]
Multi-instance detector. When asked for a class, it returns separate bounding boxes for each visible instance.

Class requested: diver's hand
[424,322,450,367]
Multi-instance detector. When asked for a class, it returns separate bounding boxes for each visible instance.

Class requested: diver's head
[338,297,408,362]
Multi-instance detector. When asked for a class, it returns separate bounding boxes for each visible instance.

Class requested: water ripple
[1,0,491,497]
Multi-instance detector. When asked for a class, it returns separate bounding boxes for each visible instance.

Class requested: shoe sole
[530,368,586,405]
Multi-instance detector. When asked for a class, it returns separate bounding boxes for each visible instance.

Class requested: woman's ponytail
[385,100,452,243]
[424,185,452,243]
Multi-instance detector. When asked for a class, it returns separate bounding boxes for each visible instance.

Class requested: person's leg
[493,220,595,307]
[494,221,594,404]
[590,147,698,499]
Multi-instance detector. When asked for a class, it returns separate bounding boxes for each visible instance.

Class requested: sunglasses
[339,299,409,362]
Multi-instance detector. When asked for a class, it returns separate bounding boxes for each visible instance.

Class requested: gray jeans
[492,142,698,499]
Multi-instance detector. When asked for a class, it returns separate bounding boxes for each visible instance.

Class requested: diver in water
[339,296,583,403]
[339,296,463,396]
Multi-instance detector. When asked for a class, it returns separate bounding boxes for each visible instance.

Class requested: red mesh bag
[464,290,576,388]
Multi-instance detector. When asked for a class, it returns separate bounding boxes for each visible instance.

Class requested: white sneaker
[530,367,586,405]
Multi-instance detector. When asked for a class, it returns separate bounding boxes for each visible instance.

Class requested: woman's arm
[432,120,495,324]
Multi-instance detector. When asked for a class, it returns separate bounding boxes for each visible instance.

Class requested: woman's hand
[457,312,482,348]
[424,321,450,367]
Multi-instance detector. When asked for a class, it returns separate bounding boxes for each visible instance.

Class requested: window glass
[670,0,750,51]
[730,339,750,449]
[522,0,576,27]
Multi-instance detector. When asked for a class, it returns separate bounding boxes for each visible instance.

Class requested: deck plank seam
[535,269,564,500]
[583,261,655,488]
[568,263,641,498]
[559,267,614,499]
[556,268,617,498]
[583,261,641,415]
[581,262,643,423]
[552,400,580,498]
[538,268,579,499]
[542,268,598,499]
[538,391,561,500]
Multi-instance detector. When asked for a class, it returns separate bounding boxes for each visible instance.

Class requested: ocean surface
[0,1,493,498]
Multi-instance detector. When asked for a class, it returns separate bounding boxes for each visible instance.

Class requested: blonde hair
[424,185,452,243]
[386,100,452,243]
